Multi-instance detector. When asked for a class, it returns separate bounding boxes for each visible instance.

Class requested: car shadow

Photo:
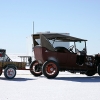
[55,76,100,82]
[0,77,35,82]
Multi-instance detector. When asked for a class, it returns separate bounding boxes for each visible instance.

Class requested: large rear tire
[30,60,42,77]
[42,60,59,79]
[4,66,16,79]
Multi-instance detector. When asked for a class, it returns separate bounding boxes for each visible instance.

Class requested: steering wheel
[68,45,74,53]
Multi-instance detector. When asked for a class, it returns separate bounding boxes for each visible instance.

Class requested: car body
[30,32,100,79]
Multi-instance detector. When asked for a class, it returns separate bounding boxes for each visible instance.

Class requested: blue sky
[0,0,100,55]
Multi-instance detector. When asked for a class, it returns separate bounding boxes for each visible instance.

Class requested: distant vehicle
[30,32,100,79]
[0,49,26,79]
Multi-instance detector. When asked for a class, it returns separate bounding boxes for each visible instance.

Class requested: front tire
[85,70,96,76]
[4,66,16,79]
[30,60,42,77]
[42,60,59,79]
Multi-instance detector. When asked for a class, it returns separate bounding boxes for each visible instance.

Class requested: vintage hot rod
[30,32,100,79]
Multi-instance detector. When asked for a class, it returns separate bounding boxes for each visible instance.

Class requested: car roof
[32,32,87,42]
[0,49,6,52]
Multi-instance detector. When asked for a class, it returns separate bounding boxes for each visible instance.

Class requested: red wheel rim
[45,63,57,75]
[7,68,15,78]
[32,61,42,74]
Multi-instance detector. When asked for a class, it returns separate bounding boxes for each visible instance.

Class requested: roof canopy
[32,32,87,42]
[0,49,6,52]
[32,32,87,51]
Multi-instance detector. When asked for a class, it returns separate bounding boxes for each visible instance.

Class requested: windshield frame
[74,41,87,54]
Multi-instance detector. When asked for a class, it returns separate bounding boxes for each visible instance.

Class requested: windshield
[50,40,87,54]
[75,41,86,53]
[49,40,70,49]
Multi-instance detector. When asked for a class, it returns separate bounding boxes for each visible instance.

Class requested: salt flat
[0,71,100,100]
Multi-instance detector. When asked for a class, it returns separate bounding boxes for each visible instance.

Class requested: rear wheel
[42,60,59,79]
[85,70,96,76]
[30,60,42,77]
[4,66,16,79]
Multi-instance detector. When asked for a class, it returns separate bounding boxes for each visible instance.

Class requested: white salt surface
[0,71,100,100]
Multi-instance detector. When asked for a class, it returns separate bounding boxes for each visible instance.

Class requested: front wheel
[85,70,96,76]
[97,64,100,75]
[4,66,16,79]
[30,60,42,77]
[42,60,59,79]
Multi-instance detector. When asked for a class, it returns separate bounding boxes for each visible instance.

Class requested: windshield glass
[75,41,86,53]
[49,40,70,49]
